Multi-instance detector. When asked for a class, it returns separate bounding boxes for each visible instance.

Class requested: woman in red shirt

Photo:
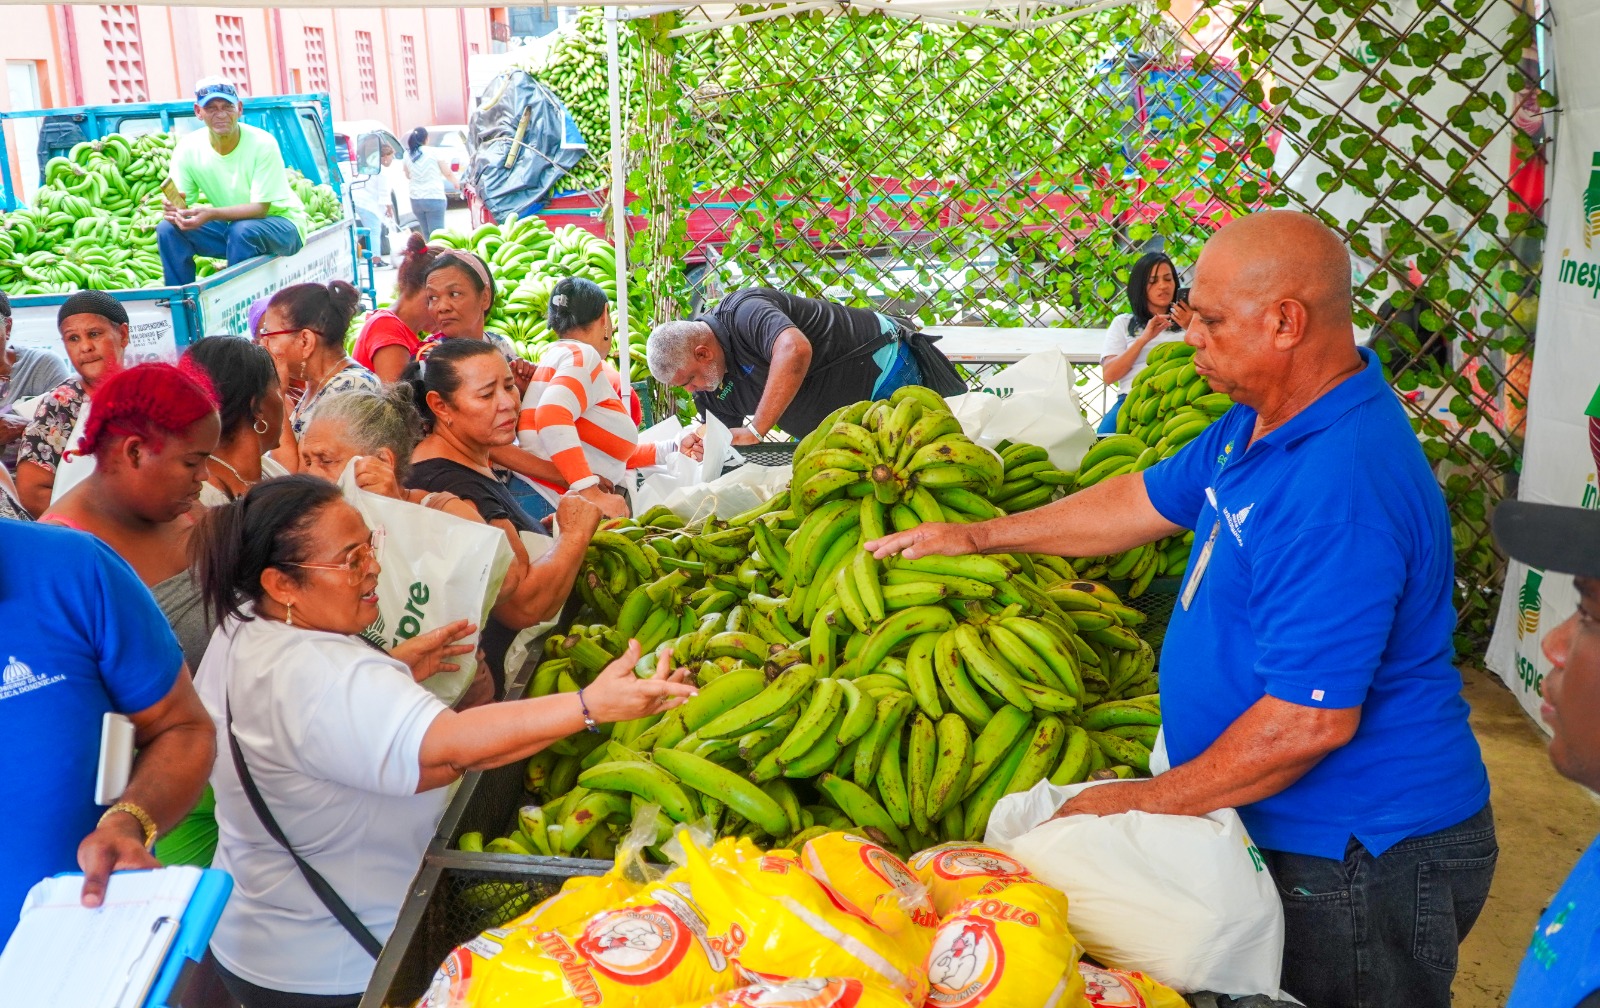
[352,232,438,383]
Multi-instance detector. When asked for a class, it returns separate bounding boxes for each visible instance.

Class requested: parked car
[333,119,415,233]
[419,124,469,200]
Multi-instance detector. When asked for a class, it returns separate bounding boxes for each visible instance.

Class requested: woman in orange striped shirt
[516,278,701,518]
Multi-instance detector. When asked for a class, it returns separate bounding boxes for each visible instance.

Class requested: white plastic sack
[631,413,787,520]
[986,779,1285,998]
[338,460,514,705]
[945,349,1097,472]
[48,400,94,506]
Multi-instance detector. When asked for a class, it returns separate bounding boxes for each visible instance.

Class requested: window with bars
[215,15,250,95]
[303,27,329,94]
[401,35,419,100]
[355,30,377,104]
[98,6,148,103]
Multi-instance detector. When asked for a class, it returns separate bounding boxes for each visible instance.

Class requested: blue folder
[145,868,232,1008]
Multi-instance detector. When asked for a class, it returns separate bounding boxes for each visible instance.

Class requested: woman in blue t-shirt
[1495,500,1600,1008]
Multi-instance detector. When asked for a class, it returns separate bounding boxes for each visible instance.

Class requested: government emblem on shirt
[0,656,65,700]
[1224,503,1254,547]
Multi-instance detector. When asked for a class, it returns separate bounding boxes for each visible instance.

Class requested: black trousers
[214,961,362,1008]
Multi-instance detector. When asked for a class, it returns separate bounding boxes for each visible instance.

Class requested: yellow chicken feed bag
[799,832,939,935]
[1077,963,1187,1008]
[922,883,1085,1008]
[680,834,934,1005]
[674,976,916,1008]
[417,875,738,1008]
[906,842,1044,917]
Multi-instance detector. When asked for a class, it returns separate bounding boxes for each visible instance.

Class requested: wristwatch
[99,801,159,849]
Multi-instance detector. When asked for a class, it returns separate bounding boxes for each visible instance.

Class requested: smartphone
[161,178,187,210]
[1173,286,1191,307]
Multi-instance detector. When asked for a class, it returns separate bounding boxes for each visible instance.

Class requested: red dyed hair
[74,361,219,459]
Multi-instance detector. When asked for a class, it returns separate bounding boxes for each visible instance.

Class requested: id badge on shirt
[1182,486,1222,611]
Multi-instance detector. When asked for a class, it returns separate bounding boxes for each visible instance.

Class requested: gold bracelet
[98,802,159,850]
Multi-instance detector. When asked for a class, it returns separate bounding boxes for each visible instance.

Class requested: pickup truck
[0,93,359,366]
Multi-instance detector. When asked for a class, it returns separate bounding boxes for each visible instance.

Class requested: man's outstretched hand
[865,522,984,561]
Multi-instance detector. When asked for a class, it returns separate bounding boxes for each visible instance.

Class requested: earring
[285,602,294,627]
[253,416,270,434]
[294,359,307,381]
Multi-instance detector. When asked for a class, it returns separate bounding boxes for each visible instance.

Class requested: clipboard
[143,868,232,1008]
[0,867,233,1008]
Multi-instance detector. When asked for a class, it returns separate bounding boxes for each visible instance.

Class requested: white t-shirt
[1100,313,1188,397]
[196,614,449,995]
[406,152,446,202]
[196,455,291,508]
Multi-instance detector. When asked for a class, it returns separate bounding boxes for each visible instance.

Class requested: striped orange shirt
[517,340,664,493]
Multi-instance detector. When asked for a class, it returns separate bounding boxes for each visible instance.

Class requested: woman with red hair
[41,362,222,669]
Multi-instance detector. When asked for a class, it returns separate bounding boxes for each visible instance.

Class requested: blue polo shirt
[1143,347,1489,859]
[0,521,182,943]
[1507,835,1600,1007]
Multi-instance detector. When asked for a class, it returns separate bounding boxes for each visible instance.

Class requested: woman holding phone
[1097,251,1192,434]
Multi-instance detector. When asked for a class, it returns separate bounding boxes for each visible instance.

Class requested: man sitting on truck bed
[156,77,308,287]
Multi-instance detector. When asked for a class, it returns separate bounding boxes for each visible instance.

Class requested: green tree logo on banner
[1516,569,1544,639]
[1586,152,1600,250]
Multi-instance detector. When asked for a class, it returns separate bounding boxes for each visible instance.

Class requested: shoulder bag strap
[225,697,384,959]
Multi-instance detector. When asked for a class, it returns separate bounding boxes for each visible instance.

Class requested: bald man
[868,211,1494,1007]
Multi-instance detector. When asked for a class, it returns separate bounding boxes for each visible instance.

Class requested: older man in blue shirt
[868,209,1495,1007]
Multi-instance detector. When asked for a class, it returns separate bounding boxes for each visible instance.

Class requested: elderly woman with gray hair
[297,384,481,524]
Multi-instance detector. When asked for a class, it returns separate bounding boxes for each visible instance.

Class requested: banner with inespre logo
[1485,0,1600,729]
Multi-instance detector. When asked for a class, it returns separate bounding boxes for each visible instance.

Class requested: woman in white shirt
[190,474,695,1007]
[1097,251,1193,434]
[403,127,456,241]
[183,336,290,506]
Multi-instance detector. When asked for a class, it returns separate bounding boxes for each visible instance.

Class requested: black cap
[1493,501,1600,578]
[58,289,129,328]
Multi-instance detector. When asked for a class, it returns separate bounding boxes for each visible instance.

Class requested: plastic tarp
[467,70,588,222]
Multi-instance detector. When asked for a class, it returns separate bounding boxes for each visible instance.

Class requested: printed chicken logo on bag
[924,916,1004,1007]
[575,886,729,986]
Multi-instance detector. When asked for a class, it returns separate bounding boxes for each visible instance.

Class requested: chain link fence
[618,0,1550,651]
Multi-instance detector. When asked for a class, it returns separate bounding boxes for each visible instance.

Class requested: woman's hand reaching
[580,641,697,724]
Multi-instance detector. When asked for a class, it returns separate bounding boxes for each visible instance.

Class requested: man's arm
[78,667,215,907]
[868,471,1183,560]
[196,201,271,223]
[738,326,812,442]
[1051,695,1361,820]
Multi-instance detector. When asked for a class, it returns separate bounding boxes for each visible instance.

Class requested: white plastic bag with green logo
[338,461,514,706]
[986,778,1285,997]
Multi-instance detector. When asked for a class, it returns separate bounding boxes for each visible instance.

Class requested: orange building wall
[0,5,489,122]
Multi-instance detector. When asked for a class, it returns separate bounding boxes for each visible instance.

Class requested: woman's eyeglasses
[279,530,383,585]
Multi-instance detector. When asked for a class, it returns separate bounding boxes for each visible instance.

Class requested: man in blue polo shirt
[867,210,1494,1007]
[0,519,215,942]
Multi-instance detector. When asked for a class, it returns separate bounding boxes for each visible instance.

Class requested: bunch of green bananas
[991,440,1075,512]
[1115,341,1233,450]
[510,8,641,192]
[456,387,1163,861]
[286,169,342,231]
[788,386,1076,515]
[427,217,650,380]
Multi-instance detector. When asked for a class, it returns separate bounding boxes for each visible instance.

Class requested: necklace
[208,454,258,495]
